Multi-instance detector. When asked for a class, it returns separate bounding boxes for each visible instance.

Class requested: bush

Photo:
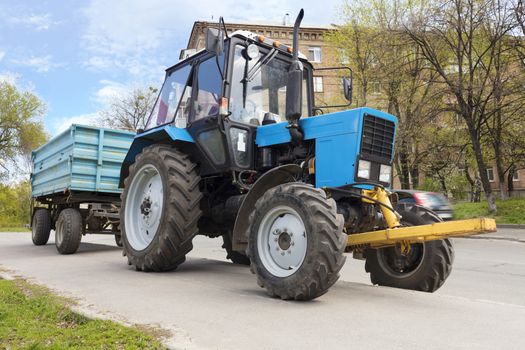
[0,181,32,227]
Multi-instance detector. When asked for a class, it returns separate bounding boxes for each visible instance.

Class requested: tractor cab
[142,25,351,176]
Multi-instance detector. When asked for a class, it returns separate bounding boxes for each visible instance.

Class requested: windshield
[229,45,309,125]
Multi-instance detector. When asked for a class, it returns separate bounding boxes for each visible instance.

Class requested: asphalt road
[1,229,524,350]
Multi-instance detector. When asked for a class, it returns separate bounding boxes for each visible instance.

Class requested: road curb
[461,235,525,243]
[497,224,525,229]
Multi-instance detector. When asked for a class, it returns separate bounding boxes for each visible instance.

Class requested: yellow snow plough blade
[347,218,497,249]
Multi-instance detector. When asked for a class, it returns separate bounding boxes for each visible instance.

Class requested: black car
[394,190,454,221]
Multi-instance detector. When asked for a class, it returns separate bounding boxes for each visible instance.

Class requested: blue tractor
[118,10,457,300]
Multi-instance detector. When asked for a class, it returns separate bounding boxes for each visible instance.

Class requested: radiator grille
[361,115,395,159]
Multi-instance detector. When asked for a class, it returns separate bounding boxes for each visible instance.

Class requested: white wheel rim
[56,218,64,245]
[124,164,164,251]
[257,205,308,278]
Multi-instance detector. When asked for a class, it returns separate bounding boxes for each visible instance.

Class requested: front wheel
[365,204,454,292]
[247,183,346,300]
[120,145,202,272]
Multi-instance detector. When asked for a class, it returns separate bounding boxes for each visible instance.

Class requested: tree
[0,81,48,179]
[98,86,158,132]
[328,5,380,107]
[403,0,521,213]
[329,0,446,189]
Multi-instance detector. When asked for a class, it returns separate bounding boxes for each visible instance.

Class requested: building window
[337,48,350,64]
[513,171,520,181]
[313,76,323,93]
[486,168,495,182]
[308,46,322,62]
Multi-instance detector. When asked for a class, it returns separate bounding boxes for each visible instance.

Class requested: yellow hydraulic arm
[347,187,497,249]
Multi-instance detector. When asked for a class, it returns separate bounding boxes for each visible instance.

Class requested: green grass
[453,197,525,224]
[0,226,30,232]
[0,278,166,350]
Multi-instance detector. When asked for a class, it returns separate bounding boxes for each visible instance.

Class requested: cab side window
[194,56,223,120]
[146,64,191,129]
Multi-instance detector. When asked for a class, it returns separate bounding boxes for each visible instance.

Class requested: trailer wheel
[222,230,250,265]
[121,145,202,272]
[247,183,346,300]
[55,208,83,255]
[365,204,455,292]
[32,209,51,246]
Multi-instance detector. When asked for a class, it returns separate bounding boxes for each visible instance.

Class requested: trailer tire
[222,230,250,265]
[247,183,346,300]
[121,145,202,272]
[55,208,83,255]
[365,204,454,292]
[32,209,51,246]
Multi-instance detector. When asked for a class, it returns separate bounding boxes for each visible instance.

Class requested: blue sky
[0,0,341,136]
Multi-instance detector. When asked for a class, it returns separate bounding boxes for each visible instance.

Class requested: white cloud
[0,51,5,62]
[48,112,101,135]
[13,55,59,73]
[94,79,129,105]
[0,71,19,85]
[80,0,338,81]
[9,13,59,31]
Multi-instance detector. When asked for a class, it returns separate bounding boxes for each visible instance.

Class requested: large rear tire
[55,208,83,255]
[32,208,51,246]
[121,145,202,272]
[247,183,346,300]
[365,203,454,292]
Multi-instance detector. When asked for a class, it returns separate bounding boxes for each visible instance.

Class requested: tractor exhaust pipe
[285,9,304,144]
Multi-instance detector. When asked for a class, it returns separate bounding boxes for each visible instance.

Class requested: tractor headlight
[358,160,371,179]
[379,164,392,183]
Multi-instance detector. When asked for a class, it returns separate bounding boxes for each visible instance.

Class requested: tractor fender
[231,164,302,252]
[119,125,195,187]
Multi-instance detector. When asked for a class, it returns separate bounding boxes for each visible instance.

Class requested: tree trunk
[397,141,411,189]
[464,164,476,202]
[438,175,448,196]
[410,166,419,189]
[507,165,515,197]
[468,125,497,213]
[496,158,508,200]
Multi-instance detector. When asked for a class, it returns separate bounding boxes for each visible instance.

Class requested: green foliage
[0,278,166,349]
[0,181,32,227]
[0,81,48,177]
[454,197,525,224]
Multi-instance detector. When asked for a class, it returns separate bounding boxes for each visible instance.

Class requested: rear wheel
[55,208,83,255]
[32,208,51,246]
[365,204,454,292]
[121,145,202,272]
[247,183,346,300]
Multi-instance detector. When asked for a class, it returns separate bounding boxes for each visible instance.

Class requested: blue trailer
[30,124,135,254]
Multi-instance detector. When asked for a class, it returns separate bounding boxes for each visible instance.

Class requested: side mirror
[205,28,224,55]
[343,76,353,103]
